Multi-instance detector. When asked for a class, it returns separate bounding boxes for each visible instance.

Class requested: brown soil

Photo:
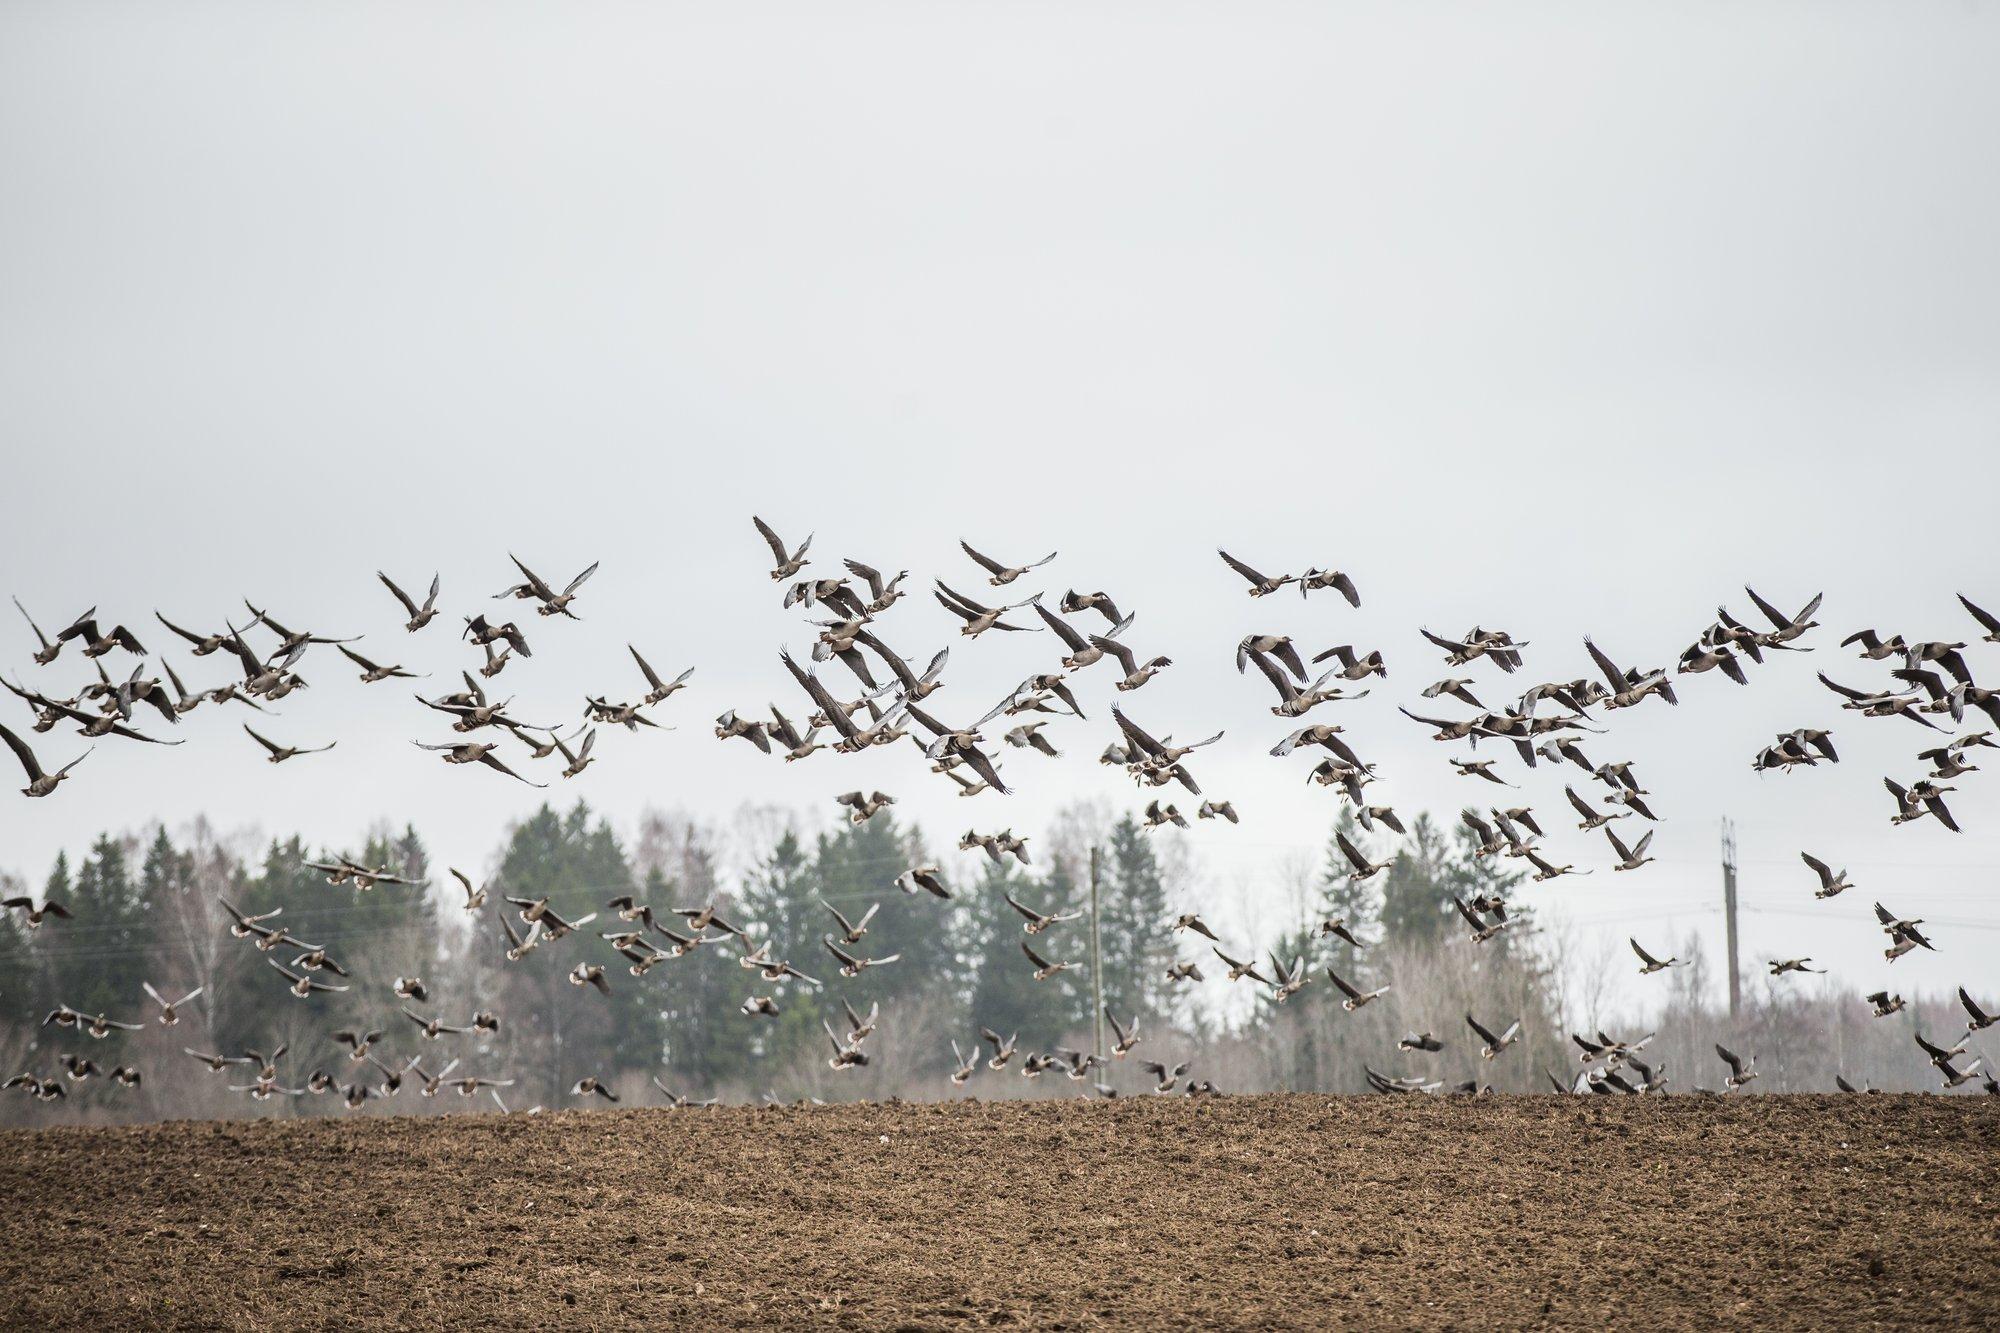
[1,1094,1994,1330]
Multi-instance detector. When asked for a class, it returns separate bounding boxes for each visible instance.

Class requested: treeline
[0,803,1985,1123]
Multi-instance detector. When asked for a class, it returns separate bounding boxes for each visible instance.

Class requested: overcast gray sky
[3,2,1997,1013]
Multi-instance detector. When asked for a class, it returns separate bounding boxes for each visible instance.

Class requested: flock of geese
[5,529,1998,1109]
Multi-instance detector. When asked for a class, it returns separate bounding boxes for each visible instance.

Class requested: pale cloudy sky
[2,2,1997,1011]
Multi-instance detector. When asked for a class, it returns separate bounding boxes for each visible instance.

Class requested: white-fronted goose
[1217,550,1297,597]
[246,725,335,764]
[935,581,1040,637]
[753,517,812,580]
[894,865,951,899]
[376,570,440,631]
[56,610,146,659]
[1,721,90,797]
[960,540,1056,586]
[3,894,71,928]
[1467,1015,1520,1058]
[1630,938,1685,974]
[1327,968,1388,1010]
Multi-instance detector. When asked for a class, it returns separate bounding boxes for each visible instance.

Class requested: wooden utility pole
[1089,845,1105,1066]
[1721,818,1740,1020]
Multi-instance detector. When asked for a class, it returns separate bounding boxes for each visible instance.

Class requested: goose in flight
[1466,1015,1521,1059]
[820,897,879,945]
[1334,831,1392,883]
[1212,947,1270,985]
[835,790,896,824]
[13,597,66,665]
[1299,567,1361,606]
[1089,633,1172,693]
[1058,589,1123,624]
[1524,849,1590,882]
[979,1027,1018,1069]
[1865,991,1906,1018]
[1022,941,1073,981]
[1197,799,1239,824]
[495,554,599,619]
[337,645,422,684]
[752,517,813,580]
[950,1040,979,1085]
[1767,957,1824,976]
[822,937,900,977]
[1605,826,1655,872]
[1566,785,1627,831]
[839,558,907,615]
[960,539,1056,586]
[1715,1044,1758,1091]
[1884,777,1959,832]
[1956,592,2000,643]
[377,571,441,631]
[1036,602,1130,670]
[627,647,693,707]
[141,982,203,1025]
[1105,1010,1141,1057]
[822,1021,869,1070]
[1630,939,1686,975]
[269,959,349,998]
[934,581,1040,637]
[1960,988,1997,1033]
[414,739,545,786]
[1217,550,1298,598]
[894,865,951,899]
[245,725,335,764]
[1451,895,1511,944]
[2,894,71,928]
[1799,852,1850,898]
[463,613,532,660]
[1,722,91,797]
[55,610,147,659]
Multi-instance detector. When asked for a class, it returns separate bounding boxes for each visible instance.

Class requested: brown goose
[1298,567,1361,606]
[1217,550,1297,597]
[338,645,423,683]
[1004,891,1081,935]
[141,982,203,1024]
[495,554,599,619]
[2,894,71,928]
[843,559,908,614]
[1607,826,1655,871]
[1036,602,1129,669]
[935,582,1040,637]
[412,739,545,786]
[753,517,812,580]
[154,609,243,657]
[56,610,146,659]
[377,571,441,631]
[1,721,91,797]
[464,613,532,659]
[1022,941,1073,981]
[1958,593,2000,644]
[1630,938,1685,974]
[629,647,694,706]
[245,725,335,764]
[1060,590,1123,624]
[1093,635,1173,692]
[13,597,65,664]
[960,540,1056,586]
